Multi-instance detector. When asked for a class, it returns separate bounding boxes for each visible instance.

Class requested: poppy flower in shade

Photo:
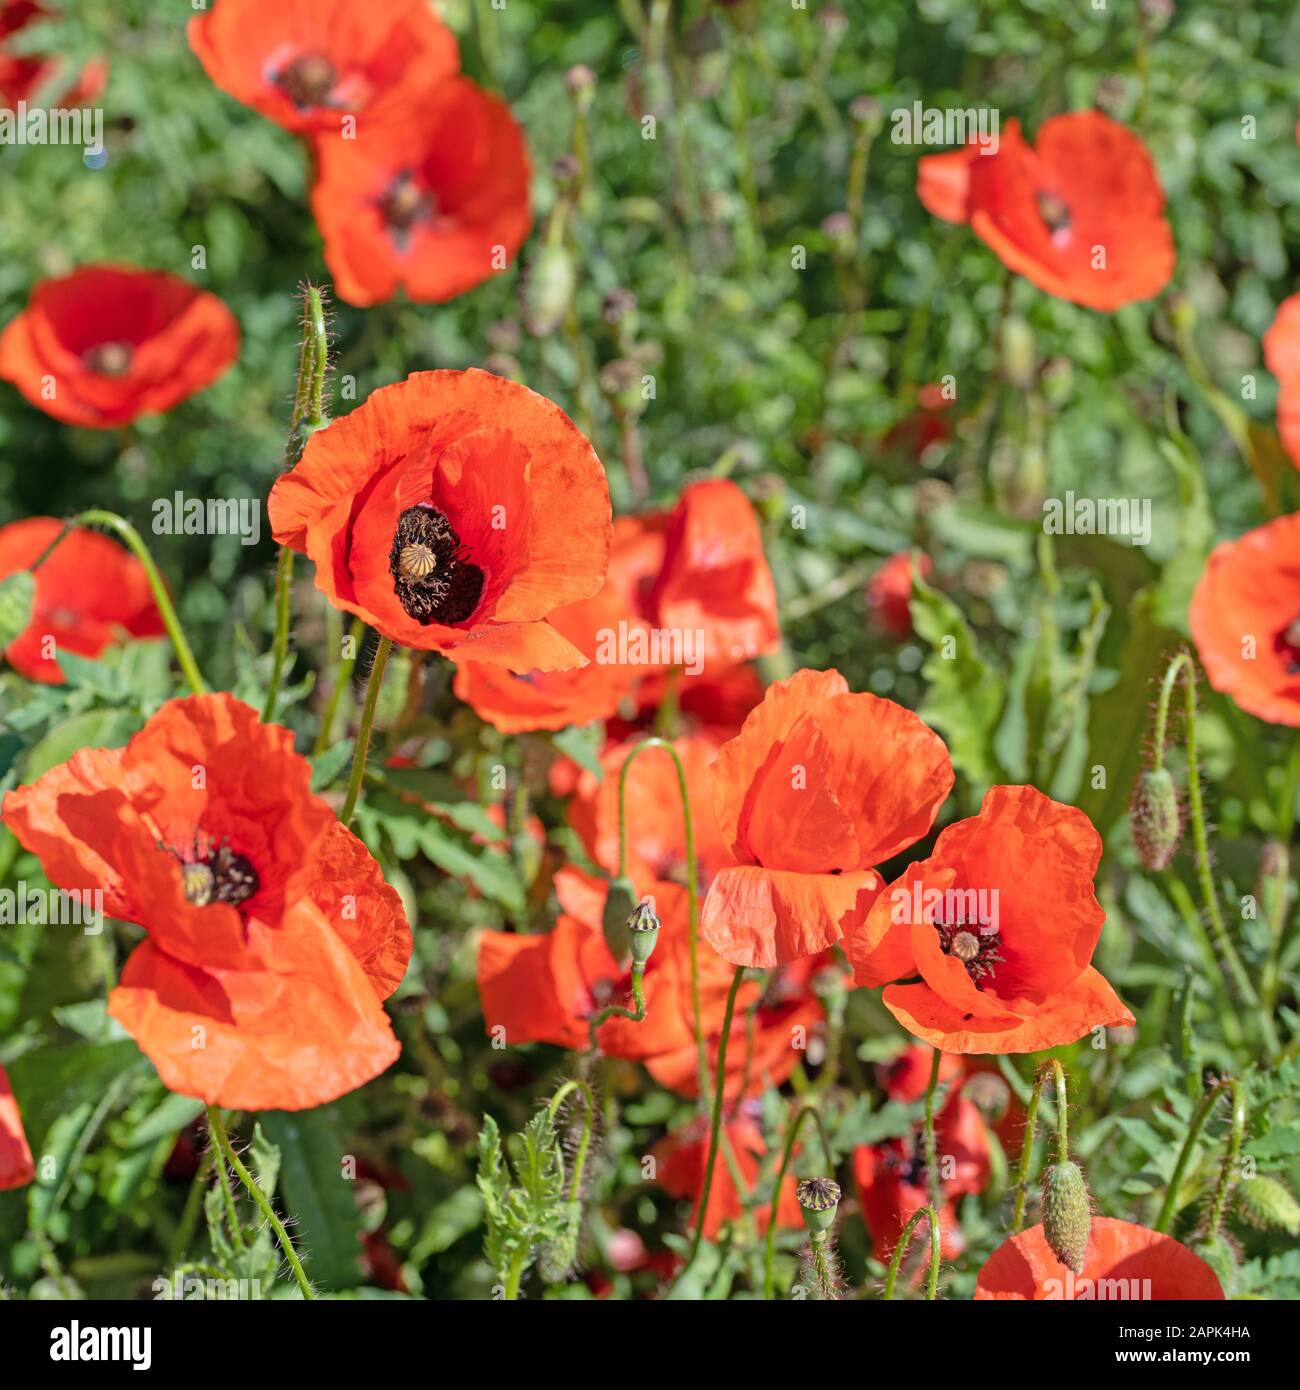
[187,0,458,137]
[0,518,166,684]
[884,1044,1027,1157]
[310,76,531,308]
[267,370,612,671]
[1,694,411,1112]
[1261,295,1300,471]
[846,784,1134,1053]
[867,551,933,639]
[1189,514,1300,726]
[882,383,957,457]
[920,112,1175,312]
[702,668,954,969]
[567,734,733,894]
[975,1218,1224,1300]
[0,1062,35,1190]
[0,266,240,429]
[652,1108,803,1241]
[476,871,745,1061]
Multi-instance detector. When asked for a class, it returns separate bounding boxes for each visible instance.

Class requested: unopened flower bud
[1130,767,1182,870]
[796,1177,841,1234]
[1258,840,1291,934]
[1041,1160,1092,1274]
[602,876,640,963]
[565,64,596,104]
[628,898,661,965]
[1000,314,1036,390]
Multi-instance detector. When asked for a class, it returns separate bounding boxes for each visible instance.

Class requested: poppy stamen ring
[389,504,486,626]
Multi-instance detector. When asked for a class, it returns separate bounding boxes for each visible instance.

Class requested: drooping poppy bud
[602,876,640,964]
[1130,767,1182,870]
[1236,1175,1300,1235]
[1041,1160,1092,1274]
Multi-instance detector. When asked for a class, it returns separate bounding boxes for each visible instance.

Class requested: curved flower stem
[1157,653,1274,1049]
[1011,1059,1065,1231]
[586,962,647,1047]
[1154,1077,1241,1234]
[205,1106,314,1299]
[762,1103,835,1299]
[683,965,746,1272]
[339,635,393,827]
[71,510,207,695]
[883,1205,941,1301]
[549,1078,598,1200]
[616,737,705,1096]
[922,1046,944,1212]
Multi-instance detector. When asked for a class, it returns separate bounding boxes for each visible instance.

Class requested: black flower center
[1036,191,1071,237]
[389,504,485,626]
[935,912,1003,988]
[276,52,338,109]
[1276,616,1300,673]
[84,341,133,377]
[381,173,433,239]
[167,836,260,909]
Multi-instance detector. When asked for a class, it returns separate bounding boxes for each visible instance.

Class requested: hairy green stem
[339,635,393,826]
[762,1103,835,1299]
[1011,1059,1066,1231]
[1154,1078,1241,1234]
[883,1205,941,1301]
[549,1079,598,1201]
[314,616,365,755]
[922,1047,944,1212]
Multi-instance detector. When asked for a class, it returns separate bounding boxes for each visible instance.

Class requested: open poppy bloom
[0,518,165,683]
[651,1107,802,1241]
[187,0,458,137]
[1,694,411,1111]
[702,668,954,969]
[0,0,108,108]
[867,551,932,639]
[918,111,1174,311]
[268,370,611,670]
[1189,513,1300,727]
[1261,295,1300,470]
[0,265,240,429]
[476,869,744,1062]
[846,785,1134,1053]
[310,76,531,307]
[0,1062,35,1190]
[976,1218,1224,1300]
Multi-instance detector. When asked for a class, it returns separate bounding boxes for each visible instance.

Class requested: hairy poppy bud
[1258,840,1291,935]
[1001,314,1036,390]
[1041,1160,1091,1274]
[628,898,661,966]
[796,1177,841,1234]
[521,242,575,338]
[1130,767,1181,870]
[1236,1175,1300,1235]
[602,876,639,964]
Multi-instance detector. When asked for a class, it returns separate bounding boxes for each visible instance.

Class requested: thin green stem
[616,737,705,1097]
[883,1205,941,1301]
[549,1079,598,1201]
[1154,1078,1240,1234]
[314,615,364,755]
[1204,1082,1247,1240]
[922,1047,944,1212]
[502,1244,528,1300]
[1011,1060,1065,1231]
[339,635,393,826]
[762,1103,835,1299]
[70,510,206,695]
[587,961,647,1048]
[168,1143,215,1270]
[206,1106,314,1299]
[261,547,294,723]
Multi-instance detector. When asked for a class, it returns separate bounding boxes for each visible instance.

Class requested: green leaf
[22,708,141,782]
[0,571,36,650]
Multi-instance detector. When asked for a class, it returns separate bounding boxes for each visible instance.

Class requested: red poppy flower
[0,1062,34,1190]
[919,112,1175,311]
[867,551,933,639]
[0,265,240,429]
[882,383,957,456]
[1189,513,1300,727]
[310,76,531,307]
[567,733,732,893]
[652,1109,802,1241]
[1262,295,1300,471]
[1,693,411,1111]
[267,370,612,671]
[882,1044,1026,1159]
[975,1218,1225,1300]
[476,869,745,1061]
[0,1,107,107]
[187,0,458,137]
[846,784,1134,1053]
[0,518,165,683]
[702,668,954,969]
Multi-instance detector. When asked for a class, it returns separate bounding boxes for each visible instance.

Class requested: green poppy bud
[1130,767,1181,870]
[1041,1160,1092,1274]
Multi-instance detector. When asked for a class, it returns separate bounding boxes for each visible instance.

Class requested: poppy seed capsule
[796,1177,841,1234]
[1041,1161,1091,1274]
[628,899,661,966]
[1130,767,1181,870]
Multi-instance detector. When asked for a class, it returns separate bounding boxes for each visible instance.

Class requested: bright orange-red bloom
[0,1,107,108]
[976,1218,1224,1300]
[0,266,239,429]
[1189,513,1300,727]
[868,551,932,639]
[702,669,954,969]
[919,112,1174,311]
[476,870,744,1062]
[652,1109,802,1240]
[268,371,611,671]
[847,785,1134,1053]
[187,0,458,137]
[1262,295,1300,470]
[0,518,165,683]
[2,694,410,1111]
[310,77,531,307]
[0,1062,34,1190]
